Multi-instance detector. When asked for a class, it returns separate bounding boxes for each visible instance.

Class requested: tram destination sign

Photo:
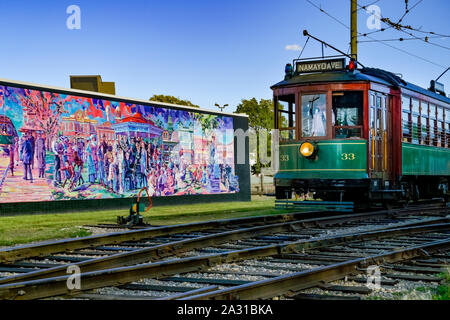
[296,58,346,74]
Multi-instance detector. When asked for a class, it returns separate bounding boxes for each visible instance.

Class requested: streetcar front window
[332,91,363,138]
[301,93,327,137]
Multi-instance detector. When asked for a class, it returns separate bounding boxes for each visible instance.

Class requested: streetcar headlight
[300,142,315,158]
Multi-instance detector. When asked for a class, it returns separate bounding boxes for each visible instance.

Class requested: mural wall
[0,84,239,203]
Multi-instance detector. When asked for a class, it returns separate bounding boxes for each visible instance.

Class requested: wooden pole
[351,0,358,60]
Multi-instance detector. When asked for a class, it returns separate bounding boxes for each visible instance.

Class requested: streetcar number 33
[280,155,290,161]
[341,153,356,160]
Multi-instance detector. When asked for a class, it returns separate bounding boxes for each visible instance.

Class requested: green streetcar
[272,57,450,207]
[0,115,18,148]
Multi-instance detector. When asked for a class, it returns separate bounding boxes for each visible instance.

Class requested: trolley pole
[350,0,358,61]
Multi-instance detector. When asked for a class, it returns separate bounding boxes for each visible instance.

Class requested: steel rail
[0,222,448,300]
[1,214,446,285]
[184,239,450,300]
[1,205,445,265]
[0,210,327,264]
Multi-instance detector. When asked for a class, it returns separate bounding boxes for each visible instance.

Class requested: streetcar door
[369,92,392,183]
[384,95,393,181]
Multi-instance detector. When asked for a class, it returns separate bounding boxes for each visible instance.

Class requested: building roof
[118,112,155,126]
[0,77,248,119]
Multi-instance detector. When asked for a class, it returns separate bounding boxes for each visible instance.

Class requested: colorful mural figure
[0,84,239,203]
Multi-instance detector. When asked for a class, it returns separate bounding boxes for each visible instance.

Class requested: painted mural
[0,84,239,203]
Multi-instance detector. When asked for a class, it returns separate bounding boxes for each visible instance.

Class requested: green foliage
[433,269,450,300]
[440,270,450,282]
[234,98,281,174]
[234,98,275,131]
[149,95,200,108]
[390,270,449,300]
[69,228,92,238]
[433,284,449,300]
[0,197,284,246]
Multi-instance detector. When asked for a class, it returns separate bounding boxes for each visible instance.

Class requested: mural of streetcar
[0,115,18,148]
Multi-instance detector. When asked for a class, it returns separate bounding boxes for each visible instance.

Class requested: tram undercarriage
[275,176,449,208]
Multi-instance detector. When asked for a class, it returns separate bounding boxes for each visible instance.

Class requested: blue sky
[0,0,448,114]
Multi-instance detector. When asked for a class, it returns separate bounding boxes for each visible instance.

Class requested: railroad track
[0,205,447,300]
[1,210,342,263]
[180,225,449,300]
[289,253,449,300]
[79,222,448,301]
[0,204,445,265]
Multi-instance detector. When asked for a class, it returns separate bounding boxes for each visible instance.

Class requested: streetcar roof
[271,69,450,105]
[271,69,390,88]
[401,80,450,104]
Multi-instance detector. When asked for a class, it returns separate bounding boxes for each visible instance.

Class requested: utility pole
[350,0,358,60]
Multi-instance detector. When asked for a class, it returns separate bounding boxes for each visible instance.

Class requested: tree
[234,98,282,175]
[150,95,200,108]
[17,89,71,147]
[234,98,274,132]
[234,98,289,174]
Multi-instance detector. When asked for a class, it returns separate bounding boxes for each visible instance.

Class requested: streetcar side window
[410,98,420,144]
[420,101,428,145]
[444,109,450,148]
[301,93,326,137]
[401,95,411,142]
[411,114,419,144]
[276,94,296,142]
[437,106,444,147]
[429,104,437,146]
[420,115,428,145]
[411,99,420,114]
[437,106,444,121]
[331,91,363,139]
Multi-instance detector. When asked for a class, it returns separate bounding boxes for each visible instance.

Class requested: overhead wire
[304,0,448,69]
[357,0,382,11]
[357,0,450,39]
[357,0,450,50]
[358,36,450,43]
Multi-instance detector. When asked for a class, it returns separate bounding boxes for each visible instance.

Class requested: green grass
[375,269,450,300]
[432,270,450,300]
[69,228,93,238]
[0,196,292,246]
